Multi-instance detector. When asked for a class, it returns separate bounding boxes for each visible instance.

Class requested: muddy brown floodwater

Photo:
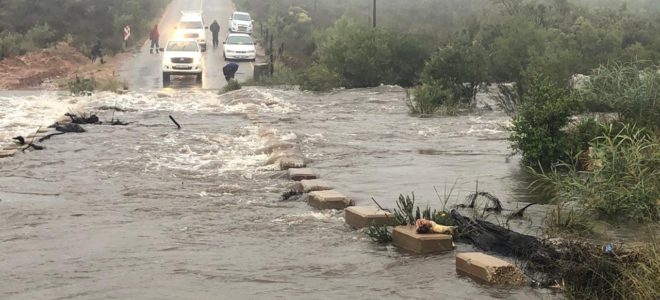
[0,87,560,299]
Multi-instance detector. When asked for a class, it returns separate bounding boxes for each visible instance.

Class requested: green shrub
[509,75,578,168]
[97,77,128,92]
[67,76,96,95]
[393,193,454,226]
[421,36,488,104]
[24,23,57,48]
[364,225,392,243]
[221,79,242,93]
[0,31,25,59]
[316,18,430,88]
[564,118,605,166]
[582,62,660,131]
[407,82,454,115]
[242,62,299,87]
[534,124,660,223]
[298,63,341,91]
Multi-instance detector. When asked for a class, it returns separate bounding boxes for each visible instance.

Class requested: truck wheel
[196,73,203,83]
[162,72,170,86]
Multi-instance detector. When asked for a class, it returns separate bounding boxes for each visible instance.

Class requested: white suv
[161,39,203,85]
[223,34,256,61]
[176,11,208,51]
[228,12,253,34]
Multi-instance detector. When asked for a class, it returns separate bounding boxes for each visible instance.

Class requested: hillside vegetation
[0,0,168,59]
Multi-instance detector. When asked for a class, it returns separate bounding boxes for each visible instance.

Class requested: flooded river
[0,87,559,299]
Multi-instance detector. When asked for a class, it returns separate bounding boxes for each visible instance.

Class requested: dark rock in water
[54,123,86,133]
[65,112,100,124]
[281,189,303,201]
[38,132,65,143]
[103,119,130,126]
[12,136,26,145]
[96,105,135,112]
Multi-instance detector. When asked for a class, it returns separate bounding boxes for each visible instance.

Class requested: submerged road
[119,0,255,90]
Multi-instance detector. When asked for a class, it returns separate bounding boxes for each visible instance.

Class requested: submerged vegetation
[221,79,242,94]
[66,75,128,95]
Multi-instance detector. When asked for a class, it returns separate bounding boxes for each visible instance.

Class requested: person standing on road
[209,20,220,48]
[90,40,104,64]
[223,62,239,82]
[149,24,160,54]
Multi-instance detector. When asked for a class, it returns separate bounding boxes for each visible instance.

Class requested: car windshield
[226,36,253,45]
[233,14,251,21]
[179,21,203,29]
[166,41,199,51]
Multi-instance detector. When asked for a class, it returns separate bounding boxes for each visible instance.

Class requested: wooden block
[344,206,395,229]
[279,157,305,170]
[392,225,453,254]
[456,252,526,286]
[308,190,351,210]
[299,179,332,193]
[0,149,17,158]
[288,168,317,181]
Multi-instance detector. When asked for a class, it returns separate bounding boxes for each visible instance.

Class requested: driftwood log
[450,210,643,288]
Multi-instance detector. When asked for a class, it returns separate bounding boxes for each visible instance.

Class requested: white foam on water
[141,124,268,178]
[271,211,343,226]
[0,91,86,143]
[86,90,222,113]
[219,87,300,115]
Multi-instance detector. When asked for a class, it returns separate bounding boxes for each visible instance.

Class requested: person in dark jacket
[149,24,160,54]
[90,40,104,64]
[223,62,239,81]
[209,20,220,47]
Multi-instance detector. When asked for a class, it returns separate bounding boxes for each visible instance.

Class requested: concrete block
[0,150,17,158]
[392,225,453,254]
[308,190,351,210]
[456,252,526,286]
[344,206,396,229]
[299,179,332,193]
[288,168,317,181]
[279,157,305,170]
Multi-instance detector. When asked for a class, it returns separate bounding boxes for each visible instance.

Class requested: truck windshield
[166,41,199,52]
[179,21,203,29]
[233,14,251,21]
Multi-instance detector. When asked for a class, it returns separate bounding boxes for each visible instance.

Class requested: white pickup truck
[176,11,208,51]
[161,39,203,86]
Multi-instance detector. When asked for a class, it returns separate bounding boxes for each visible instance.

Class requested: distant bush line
[237,0,660,97]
